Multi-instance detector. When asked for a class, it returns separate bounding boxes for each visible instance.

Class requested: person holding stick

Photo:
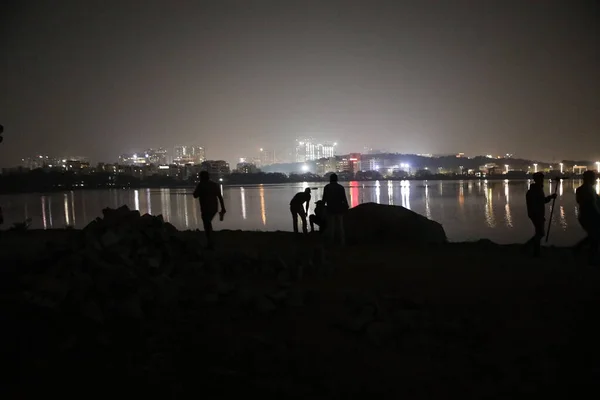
[523,172,556,257]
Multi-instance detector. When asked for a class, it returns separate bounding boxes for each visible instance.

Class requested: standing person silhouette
[193,171,226,249]
[524,172,556,257]
[574,170,600,265]
[322,173,349,245]
[290,188,311,234]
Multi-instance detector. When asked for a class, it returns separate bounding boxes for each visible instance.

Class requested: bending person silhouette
[290,188,311,234]
[574,170,600,265]
[524,172,556,257]
[322,173,349,245]
[193,171,226,249]
[309,200,327,233]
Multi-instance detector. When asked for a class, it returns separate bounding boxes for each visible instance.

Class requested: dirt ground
[1,229,600,399]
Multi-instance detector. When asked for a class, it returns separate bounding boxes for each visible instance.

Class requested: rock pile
[17,206,330,326]
[344,202,447,244]
[20,206,206,324]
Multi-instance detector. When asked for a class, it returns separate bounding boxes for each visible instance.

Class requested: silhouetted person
[524,172,556,257]
[322,173,349,245]
[309,200,327,233]
[290,188,311,234]
[193,171,226,249]
[574,170,600,264]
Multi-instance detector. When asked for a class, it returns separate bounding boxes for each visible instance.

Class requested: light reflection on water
[0,179,596,245]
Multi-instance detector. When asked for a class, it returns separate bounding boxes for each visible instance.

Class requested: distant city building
[259,148,276,166]
[201,160,230,177]
[315,158,338,175]
[337,153,361,174]
[61,159,91,173]
[295,138,335,162]
[236,162,260,174]
[364,147,385,155]
[174,145,206,165]
[119,153,148,165]
[144,148,168,165]
[21,155,56,169]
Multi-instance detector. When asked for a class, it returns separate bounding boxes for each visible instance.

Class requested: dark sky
[1,0,599,166]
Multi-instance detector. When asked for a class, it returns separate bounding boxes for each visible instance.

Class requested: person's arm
[306,196,311,215]
[593,192,600,216]
[193,183,200,198]
[341,186,349,209]
[544,189,557,203]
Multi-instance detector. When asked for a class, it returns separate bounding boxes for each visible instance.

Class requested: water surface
[1,179,598,246]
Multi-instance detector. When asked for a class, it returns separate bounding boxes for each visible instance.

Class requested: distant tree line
[0,168,543,194]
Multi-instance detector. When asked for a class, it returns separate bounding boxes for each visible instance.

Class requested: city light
[301,164,309,172]
[596,161,600,172]
[533,163,538,173]
[505,164,509,173]
[559,162,564,174]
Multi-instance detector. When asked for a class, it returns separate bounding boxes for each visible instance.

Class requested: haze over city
[1,0,599,167]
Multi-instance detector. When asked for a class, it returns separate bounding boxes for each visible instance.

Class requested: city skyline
[1,1,599,167]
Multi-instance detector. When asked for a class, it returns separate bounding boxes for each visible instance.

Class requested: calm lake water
[1,180,598,246]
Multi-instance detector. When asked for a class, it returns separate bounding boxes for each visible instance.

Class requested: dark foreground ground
[1,229,600,399]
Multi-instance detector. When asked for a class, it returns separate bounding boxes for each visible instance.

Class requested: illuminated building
[236,162,260,174]
[174,145,206,165]
[145,148,168,165]
[201,160,230,176]
[119,153,147,165]
[259,148,276,166]
[295,138,335,162]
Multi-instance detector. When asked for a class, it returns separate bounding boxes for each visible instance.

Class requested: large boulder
[344,203,447,244]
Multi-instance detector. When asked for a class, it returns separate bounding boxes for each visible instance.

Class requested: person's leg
[532,219,545,257]
[300,209,308,234]
[309,215,315,232]
[588,227,600,265]
[337,215,345,246]
[291,207,299,233]
[202,213,216,249]
[325,214,335,243]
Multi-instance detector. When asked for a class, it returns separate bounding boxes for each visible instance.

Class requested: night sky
[1,0,599,166]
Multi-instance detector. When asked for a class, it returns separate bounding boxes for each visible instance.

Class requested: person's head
[583,170,596,185]
[200,171,210,182]
[304,188,311,194]
[330,173,338,183]
[532,172,544,185]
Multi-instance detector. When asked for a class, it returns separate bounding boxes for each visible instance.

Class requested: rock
[366,321,395,346]
[286,288,304,307]
[254,295,277,313]
[344,203,447,245]
[290,263,303,281]
[277,270,292,288]
[217,281,236,296]
[101,230,121,248]
[267,289,288,303]
[203,293,219,304]
[337,309,376,333]
[80,300,104,324]
[117,294,144,320]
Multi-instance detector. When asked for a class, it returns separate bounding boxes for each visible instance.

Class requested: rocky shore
[1,207,599,399]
